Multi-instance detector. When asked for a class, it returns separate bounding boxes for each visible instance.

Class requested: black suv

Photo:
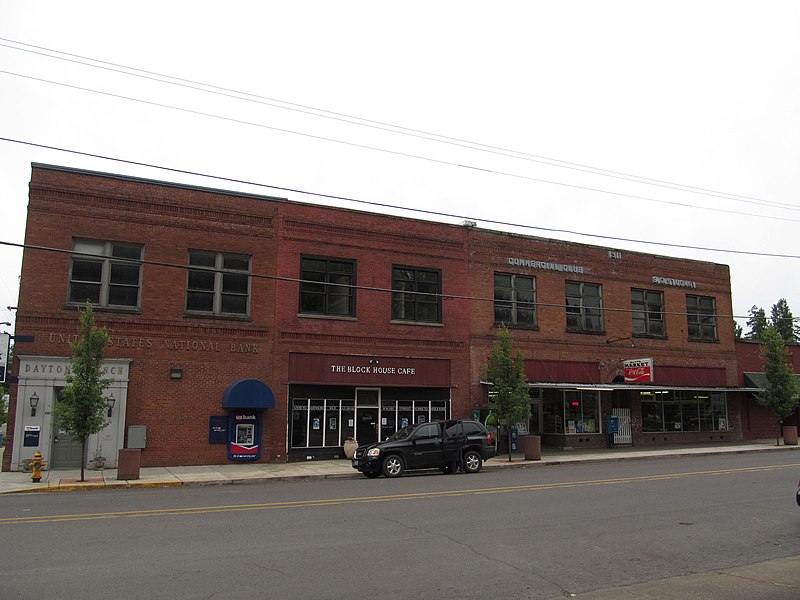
[351,419,496,478]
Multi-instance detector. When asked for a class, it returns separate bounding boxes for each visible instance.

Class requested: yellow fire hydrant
[31,451,46,483]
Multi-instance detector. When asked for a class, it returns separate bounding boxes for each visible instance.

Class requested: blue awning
[222,379,276,410]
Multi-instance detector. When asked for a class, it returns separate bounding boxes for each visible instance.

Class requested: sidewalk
[2,439,797,495]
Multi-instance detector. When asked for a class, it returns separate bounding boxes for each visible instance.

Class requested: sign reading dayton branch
[624,358,654,383]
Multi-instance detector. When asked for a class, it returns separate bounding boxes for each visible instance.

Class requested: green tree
[54,303,112,481]
[770,298,798,343]
[745,305,768,340]
[733,319,743,340]
[756,326,800,445]
[483,326,530,462]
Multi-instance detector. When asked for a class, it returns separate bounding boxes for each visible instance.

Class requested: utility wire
[0,240,773,322]
[2,70,800,227]
[3,135,800,260]
[1,37,794,213]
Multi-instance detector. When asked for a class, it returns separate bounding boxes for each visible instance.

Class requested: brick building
[735,340,800,440]
[3,164,751,471]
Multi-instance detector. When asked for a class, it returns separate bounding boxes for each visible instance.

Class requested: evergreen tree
[733,319,743,340]
[770,298,798,343]
[54,303,112,481]
[483,326,530,462]
[756,326,800,445]
[745,305,768,340]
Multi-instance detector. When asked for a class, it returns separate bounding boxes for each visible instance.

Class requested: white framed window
[68,239,142,308]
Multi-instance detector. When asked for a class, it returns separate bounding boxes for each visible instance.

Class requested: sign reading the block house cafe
[624,358,654,383]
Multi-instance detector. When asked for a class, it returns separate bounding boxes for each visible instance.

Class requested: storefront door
[52,426,83,468]
[51,388,83,468]
[356,388,380,445]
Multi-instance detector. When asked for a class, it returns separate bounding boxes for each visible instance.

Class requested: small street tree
[55,303,112,481]
[483,326,530,462]
[756,326,800,445]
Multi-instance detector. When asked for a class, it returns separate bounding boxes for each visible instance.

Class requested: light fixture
[29,392,39,417]
[107,393,116,417]
[170,367,183,380]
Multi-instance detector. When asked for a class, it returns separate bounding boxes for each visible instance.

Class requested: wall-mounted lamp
[170,367,183,380]
[0,321,10,326]
[107,393,116,417]
[29,391,39,417]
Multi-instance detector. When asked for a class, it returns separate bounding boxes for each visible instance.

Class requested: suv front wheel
[382,454,405,478]
[463,450,482,473]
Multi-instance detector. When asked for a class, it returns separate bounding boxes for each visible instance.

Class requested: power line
[0,240,774,322]
[2,136,799,261]
[3,70,800,227]
[2,37,794,213]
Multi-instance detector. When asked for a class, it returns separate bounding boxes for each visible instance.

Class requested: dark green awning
[743,372,800,390]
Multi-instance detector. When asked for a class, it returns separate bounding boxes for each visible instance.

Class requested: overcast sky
[1,1,799,335]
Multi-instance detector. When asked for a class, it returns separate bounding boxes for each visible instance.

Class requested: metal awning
[221,379,276,410]
[743,372,800,392]
[482,381,753,393]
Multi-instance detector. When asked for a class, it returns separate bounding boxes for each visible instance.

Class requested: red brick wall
[9,166,278,468]
[467,230,738,401]
[736,340,800,438]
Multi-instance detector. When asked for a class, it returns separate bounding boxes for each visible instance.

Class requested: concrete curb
[2,443,796,494]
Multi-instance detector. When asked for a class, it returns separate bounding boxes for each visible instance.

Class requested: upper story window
[565,281,604,333]
[392,266,442,324]
[494,272,536,328]
[686,294,717,341]
[186,251,251,316]
[631,289,665,337]
[69,239,142,309]
[299,256,356,317]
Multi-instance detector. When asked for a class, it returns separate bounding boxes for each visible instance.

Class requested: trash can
[521,435,541,461]
[117,448,142,480]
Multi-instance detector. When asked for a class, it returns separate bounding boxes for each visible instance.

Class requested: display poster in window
[312,418,320,430]
[329,417,337,430]
[400,417,409,428]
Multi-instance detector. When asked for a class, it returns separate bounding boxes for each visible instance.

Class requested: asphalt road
[2,452,799,599]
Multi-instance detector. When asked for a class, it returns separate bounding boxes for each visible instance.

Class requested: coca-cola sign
[624,358,654,383]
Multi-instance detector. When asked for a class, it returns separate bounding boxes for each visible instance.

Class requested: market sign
[624,358,654,383]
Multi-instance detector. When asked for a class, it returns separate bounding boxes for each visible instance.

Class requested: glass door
[355,388,380,445]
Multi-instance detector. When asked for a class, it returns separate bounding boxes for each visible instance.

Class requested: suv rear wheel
[463,450,482,473]
[382,455,404,478]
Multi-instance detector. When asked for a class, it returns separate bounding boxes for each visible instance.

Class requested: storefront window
[397,401,413,430]
[326,399,341,446]
[289,387,450,450]
[307,400,325,447]
[541,388,599,434]
[291,400,308,448]
[641,390,728,432]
